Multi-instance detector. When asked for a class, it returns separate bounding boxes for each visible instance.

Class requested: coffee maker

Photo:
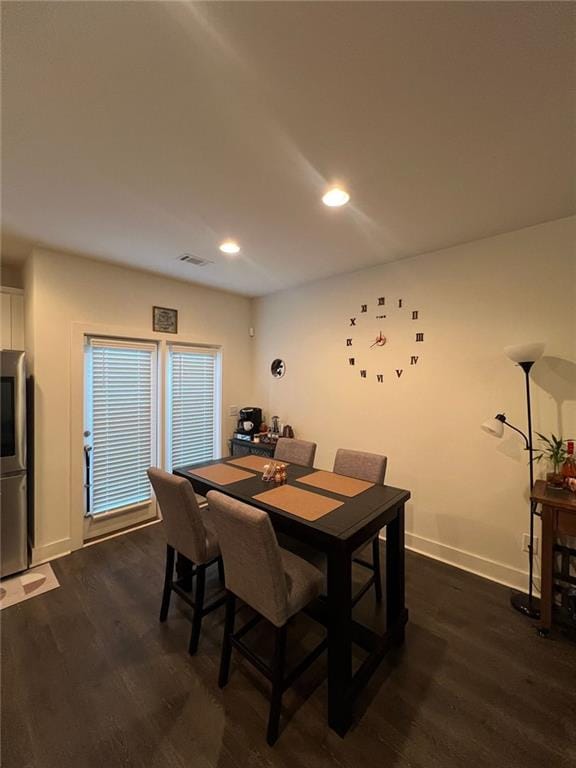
[235,407,263,440]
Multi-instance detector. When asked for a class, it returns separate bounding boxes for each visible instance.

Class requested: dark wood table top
[174,458,410,547]
[531,479,576,513]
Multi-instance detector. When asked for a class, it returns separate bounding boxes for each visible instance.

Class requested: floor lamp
[482,341,545,619]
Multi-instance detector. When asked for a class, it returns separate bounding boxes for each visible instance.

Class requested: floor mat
[0,563,60,610]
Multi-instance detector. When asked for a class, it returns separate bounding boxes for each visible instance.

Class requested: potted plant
[534,433,567,488]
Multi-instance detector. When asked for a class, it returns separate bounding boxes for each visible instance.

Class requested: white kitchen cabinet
[0,288,25,350]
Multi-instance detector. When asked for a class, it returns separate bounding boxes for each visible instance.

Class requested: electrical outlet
[228,405,238,417]
[522,534,539,555]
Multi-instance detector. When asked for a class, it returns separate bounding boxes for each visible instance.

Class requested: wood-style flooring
[2,522,575,768]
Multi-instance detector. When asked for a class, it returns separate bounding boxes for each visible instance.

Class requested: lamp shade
[504,342,545,364]
[482,417,504,438]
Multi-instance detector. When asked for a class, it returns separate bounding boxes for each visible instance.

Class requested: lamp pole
[510,360,539,619]
[520,361,535,491]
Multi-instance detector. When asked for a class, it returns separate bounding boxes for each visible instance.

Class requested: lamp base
[510,591,541,619]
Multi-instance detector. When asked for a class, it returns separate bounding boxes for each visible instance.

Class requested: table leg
[539,505,554,636]
[327,544,353,735]
[386,504,406,644]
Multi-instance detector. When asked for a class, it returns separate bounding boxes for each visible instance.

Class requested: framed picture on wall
[153,306,178,334]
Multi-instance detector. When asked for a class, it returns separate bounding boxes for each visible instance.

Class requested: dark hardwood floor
[2,522,575,768]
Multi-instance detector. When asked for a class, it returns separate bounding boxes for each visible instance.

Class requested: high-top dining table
[174,456,411,736]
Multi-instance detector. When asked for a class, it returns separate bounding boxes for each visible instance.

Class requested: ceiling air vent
[178,253,213,267]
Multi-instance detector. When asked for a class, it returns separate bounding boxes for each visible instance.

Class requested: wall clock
[345,296,424,381]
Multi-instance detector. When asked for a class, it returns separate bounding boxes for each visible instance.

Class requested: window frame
[165,343,222,472]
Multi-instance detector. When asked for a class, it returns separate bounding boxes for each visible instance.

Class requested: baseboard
[31,518,162,564]
[83,517,160,547]
[32,524,534,595]
[30,537,72,566]
[403,531,537,594]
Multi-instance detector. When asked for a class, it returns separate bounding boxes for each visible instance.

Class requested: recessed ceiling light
[322,187,350,207]
[219,239,241,255]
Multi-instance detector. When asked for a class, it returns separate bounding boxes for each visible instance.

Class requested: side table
[531,480,576,636]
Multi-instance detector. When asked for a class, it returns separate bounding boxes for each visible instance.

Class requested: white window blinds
[168,347,219,469]
[86,339,157,515]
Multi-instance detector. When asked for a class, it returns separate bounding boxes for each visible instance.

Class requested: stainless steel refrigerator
[1,350,28,577]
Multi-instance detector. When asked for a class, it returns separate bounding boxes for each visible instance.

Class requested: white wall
[23,219,576,585]
[25,248,254,563]
[253,217,576,590]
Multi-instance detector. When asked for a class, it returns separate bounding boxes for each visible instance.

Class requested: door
[0,473,28,577]
[83,338,158,540]
[0,350,26,475]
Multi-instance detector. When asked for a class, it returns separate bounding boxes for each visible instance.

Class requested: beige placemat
[253,484,343,521]
[297,470,374,497]
[187,464,255,485]
[228,455,289,473]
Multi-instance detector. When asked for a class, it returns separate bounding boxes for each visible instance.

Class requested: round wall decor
[271,359,286,378]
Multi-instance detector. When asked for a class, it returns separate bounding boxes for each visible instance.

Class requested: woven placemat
[297,470,373,497]
[253,484,343,520]
[188,464,255,485]
[228,455,287,473]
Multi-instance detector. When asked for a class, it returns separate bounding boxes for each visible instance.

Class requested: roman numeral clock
[346,296,424,381]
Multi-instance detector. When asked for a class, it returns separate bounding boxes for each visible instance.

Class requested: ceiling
[2,2,574,297]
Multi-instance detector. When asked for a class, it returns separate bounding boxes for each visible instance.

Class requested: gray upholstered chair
[333,448,387,486]
[147,468,226,655]
[207,490,326,746]
[274,437,317,467]
[333,449,388,603]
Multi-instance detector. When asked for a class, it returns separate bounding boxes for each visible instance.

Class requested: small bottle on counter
[562,440,576,484]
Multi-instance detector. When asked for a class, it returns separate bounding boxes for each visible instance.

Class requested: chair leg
[372,536,383,602]
[159,545,175,622]
[176,553,194,592]
[217,556,225,584]
[267,624,287,746]
[189,563,206,655]
[219,591,236,688]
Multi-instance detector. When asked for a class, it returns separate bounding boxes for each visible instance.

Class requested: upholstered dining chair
[274,437,317,467]
[147,468,226,655]
[333,449,388,604]
[207,490,326,746]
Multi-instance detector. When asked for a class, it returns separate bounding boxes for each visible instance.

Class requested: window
[85,338,157,515]
[167,346,220,469]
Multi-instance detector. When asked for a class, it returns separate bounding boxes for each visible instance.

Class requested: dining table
[173,455,411,736]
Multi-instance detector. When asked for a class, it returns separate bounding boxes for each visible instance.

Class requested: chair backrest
[274,437,317,467]
[333,449,387,485]
[207,490,289,627]
[148,467,210,564]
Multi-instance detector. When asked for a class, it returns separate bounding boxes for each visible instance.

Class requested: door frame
[70,322,223,551]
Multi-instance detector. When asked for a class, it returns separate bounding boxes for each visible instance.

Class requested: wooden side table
[531,480,576,636]
[228,437,276,458]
